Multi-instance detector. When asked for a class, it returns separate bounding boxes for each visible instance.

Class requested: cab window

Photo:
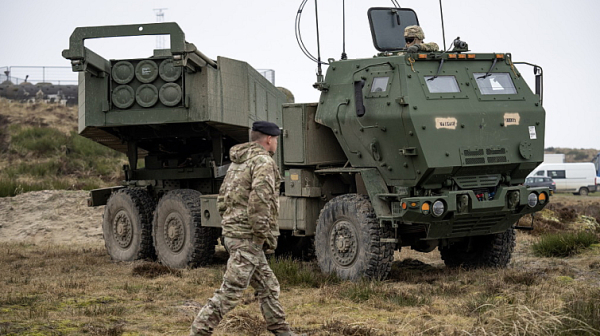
[473,73,516,95]
[370,77,390,93]
[424,76,460,93]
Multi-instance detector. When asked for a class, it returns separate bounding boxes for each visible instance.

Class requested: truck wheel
[440,228,516,268]
[275,234,315,261]
[103,188,155,261]
[579,187,589,196]
[315,194,394,280]
[152,189,216,268]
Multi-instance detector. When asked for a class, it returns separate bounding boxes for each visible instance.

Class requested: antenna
[439,0,447,51]
[341,0,347,60]
[153,8,168,49]
[314,0,324,82]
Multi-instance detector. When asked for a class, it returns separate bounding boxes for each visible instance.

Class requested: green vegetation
[532,231,599,257]
[269,256,339,288]
[1,125,126,197]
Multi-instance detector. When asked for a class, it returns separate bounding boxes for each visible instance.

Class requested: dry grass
[1,239,599,336]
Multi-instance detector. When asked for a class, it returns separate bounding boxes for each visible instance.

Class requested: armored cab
[281,7,550,279]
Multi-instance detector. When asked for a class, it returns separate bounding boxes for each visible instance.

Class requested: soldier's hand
[407,45,420,53]
[265,235,278,252]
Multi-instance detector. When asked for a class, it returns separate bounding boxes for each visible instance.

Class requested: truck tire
[152,189,217,268]
[275,234,315,261]
[578,187,589,196]
[103,188,155,261]
[315,194,394,280]
[440,228,516,268]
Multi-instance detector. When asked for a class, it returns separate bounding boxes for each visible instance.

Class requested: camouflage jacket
[418,42,440,52]
[217,142,282,242]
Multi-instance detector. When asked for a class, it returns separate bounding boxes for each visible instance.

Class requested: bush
[9,125,68,155]
[532,232,599,257]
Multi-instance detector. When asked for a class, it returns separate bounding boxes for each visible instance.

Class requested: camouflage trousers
[190,237,290,336]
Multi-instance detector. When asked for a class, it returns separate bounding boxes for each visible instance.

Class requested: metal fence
[1,66,77,85]
[1,65,271,87]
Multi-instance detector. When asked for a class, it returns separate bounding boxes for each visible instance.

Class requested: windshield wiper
[427,59,445,81]
[477,57,498,79]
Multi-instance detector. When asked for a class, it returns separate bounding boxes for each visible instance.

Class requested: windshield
[473,73,516,95]
[424,76,460,93]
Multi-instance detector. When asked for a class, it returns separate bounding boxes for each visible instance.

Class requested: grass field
[1,234,599,336]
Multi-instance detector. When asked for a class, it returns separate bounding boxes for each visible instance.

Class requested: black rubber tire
[579,188,589,196]
[440,228,516,268]
[315,194,395,280]
[103,188,155,261]
[152,189,217,268]
[275,234,316,261]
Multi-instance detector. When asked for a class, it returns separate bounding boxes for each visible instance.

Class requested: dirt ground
[0,190,104,245]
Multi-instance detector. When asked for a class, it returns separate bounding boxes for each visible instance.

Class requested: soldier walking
[190,121,305,336]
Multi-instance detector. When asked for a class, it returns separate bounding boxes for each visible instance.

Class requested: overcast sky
[1,0,599,149]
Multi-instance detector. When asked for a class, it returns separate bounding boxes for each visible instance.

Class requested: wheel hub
[164,213,185,252]
[112,210,133,248]
[329,220,358,266]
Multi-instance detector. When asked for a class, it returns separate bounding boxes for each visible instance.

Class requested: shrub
[9,125,68,155]
[532,232,599,257]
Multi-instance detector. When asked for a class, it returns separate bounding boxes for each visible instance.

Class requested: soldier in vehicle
[404,25,439,52]
[190,121,305,336]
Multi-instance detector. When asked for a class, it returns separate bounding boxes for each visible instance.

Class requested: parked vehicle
[62,6,550,280]
[525,177,556,194]
[529,163,597,195]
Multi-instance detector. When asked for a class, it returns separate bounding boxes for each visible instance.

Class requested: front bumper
[392,185,550,239]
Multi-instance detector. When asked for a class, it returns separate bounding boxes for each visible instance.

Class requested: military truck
[63,7,549,280]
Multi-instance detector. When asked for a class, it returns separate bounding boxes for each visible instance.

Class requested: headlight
[432,200,445,217]
[527,193,538,208]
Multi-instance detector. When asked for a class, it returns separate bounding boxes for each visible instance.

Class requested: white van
[529,162,598,196]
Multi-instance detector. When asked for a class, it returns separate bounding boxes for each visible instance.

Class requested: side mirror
[534,66,543,106]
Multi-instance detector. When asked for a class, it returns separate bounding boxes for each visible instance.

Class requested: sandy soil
[0,190,104,245]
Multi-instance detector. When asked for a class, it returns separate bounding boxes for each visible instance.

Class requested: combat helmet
[404,25,425,40]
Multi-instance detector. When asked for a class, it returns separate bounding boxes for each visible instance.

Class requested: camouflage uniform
[191,142,288,336]
[404,25,440,52]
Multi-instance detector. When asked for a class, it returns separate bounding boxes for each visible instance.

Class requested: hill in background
[0,99,126,197]
[545,147,599,162]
